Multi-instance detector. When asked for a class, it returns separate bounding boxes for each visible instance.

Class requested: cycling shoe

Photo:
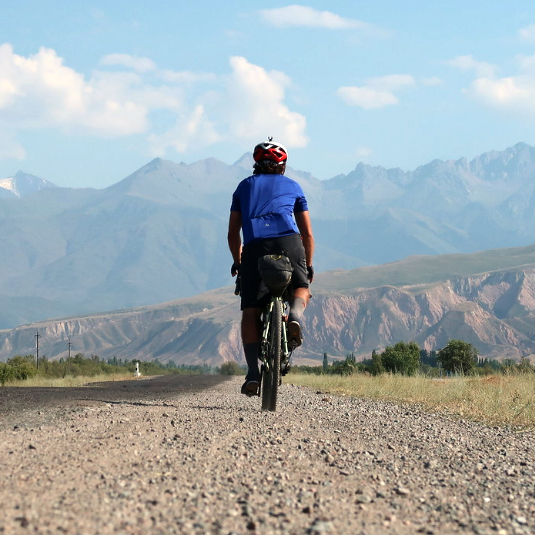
[241,380,260,397]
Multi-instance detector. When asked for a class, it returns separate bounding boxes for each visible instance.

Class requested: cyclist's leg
[289,288,308,321]
[239,241,267,394]
[272,234,310,346]
[242,307,262,382]
[242,308,262,343]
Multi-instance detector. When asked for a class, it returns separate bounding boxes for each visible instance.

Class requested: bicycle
[235,254,297,412]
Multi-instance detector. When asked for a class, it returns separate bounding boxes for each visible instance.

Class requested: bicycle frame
[260,296,290,373]
[258,292,295,411]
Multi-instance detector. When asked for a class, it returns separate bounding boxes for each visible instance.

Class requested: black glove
[231,262,241,277]
[307,265,314,282]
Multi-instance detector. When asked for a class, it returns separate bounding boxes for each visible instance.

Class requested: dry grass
[6,373,138,388]
[289,373,535,429]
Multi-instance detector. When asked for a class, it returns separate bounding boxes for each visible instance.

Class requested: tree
[420,349,438,367]
[329,355,358,376]
[381,341,420,376]
[322,352,329,372]
[476,357,500,375]
[371,350,385,376]
[437,340,478,374]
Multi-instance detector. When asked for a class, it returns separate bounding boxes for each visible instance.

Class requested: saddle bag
[258,254,293,297]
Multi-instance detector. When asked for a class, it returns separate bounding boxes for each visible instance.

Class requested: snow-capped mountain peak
[0,177,17,195]
[0,171,57,198]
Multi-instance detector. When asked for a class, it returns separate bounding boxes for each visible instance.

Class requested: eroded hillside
[2,267,535,363]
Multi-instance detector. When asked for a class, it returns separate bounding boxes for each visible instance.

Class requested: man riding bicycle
[227,138,315,396]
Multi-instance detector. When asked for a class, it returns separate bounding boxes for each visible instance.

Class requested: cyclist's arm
[227,211,243,266]
[295,210,314,268]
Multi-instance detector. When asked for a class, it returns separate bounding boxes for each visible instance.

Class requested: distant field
[289,373,535,429]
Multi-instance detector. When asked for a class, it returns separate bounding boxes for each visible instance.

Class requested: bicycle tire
[261,298,282,412]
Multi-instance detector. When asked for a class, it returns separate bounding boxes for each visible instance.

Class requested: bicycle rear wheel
[261,299,282,412]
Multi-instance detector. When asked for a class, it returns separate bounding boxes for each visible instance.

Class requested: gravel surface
[1,374,534,535]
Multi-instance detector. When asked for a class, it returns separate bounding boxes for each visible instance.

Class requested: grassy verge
[5,373,141,388]
[289,373,535,429]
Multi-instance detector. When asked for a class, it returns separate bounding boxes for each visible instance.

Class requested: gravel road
[1,374,534,535]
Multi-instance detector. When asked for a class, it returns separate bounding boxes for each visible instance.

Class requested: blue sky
[2,1,535,188]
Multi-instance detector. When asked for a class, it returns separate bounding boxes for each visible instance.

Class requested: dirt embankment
[0,375,533,534]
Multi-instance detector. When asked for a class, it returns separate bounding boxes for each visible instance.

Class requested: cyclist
[228,138,315,396]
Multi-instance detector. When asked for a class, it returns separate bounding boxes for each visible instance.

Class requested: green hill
[314,243,535,293]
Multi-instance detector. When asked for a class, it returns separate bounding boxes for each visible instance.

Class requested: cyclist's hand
[231,262,241,277]
[307,265,314,283]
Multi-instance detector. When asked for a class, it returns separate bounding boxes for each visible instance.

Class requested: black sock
[243,342,260,381]
[288,297,306,324]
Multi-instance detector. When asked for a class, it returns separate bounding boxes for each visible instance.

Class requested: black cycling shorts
[240,233,309,310]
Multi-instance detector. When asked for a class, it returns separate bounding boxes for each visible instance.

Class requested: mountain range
[2,243,535,364]
[2,142,535,332]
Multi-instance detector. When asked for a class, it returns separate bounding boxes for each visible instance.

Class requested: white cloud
[471,77,531,103]
[337,74,415,109]
[469,76,535,117]
[355,146,373,157]
[0,44,149,136]
[448,55,497,78]
[147,56,308,155]
[100,53,157,73]
[260,5,370,30]
[519,24,535,42]
[223,56,308,147]
[0,44,308,161]
[0,78,18,108]
[367,74,415,91]
[160,70,216,84]
[459,54,535,118]
[91,70,183,111]
[148,105,220,155]
[422,76,443,86]
[337,87,398,109]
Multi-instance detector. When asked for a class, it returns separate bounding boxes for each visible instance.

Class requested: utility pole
[68,337,72,359]
[35,330,40,369]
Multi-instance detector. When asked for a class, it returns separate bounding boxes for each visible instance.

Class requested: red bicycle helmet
[253,137,288,164]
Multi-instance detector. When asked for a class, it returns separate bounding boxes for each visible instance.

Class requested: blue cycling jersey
[230,174,308,246]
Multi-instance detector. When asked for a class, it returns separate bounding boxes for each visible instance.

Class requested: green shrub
[219,361,244,375]
[7,355,38,380]
[0,363,15,385]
